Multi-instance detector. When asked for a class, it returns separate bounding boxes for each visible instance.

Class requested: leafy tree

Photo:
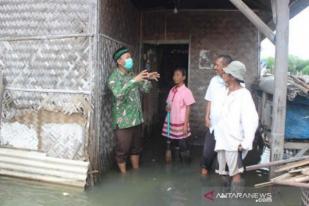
[262,55,309,75]
[264,57,275,73]
[288,55,301,74]
[303,65,309,75]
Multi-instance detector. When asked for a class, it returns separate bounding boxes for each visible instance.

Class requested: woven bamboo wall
[0,0,96,161]
[0,0,142,184]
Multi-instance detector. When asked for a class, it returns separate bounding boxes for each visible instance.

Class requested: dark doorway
[156,44,189,124]
[141,43,189,159]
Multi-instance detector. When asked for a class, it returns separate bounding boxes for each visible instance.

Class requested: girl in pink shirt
[161,68,196,163]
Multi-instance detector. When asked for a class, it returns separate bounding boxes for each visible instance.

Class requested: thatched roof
[259,75,309,101]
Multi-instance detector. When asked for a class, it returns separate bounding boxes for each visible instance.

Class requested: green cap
[113,47,129,61]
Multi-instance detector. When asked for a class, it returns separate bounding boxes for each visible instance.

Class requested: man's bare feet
[130,155,140,169]
[201,168,209,176]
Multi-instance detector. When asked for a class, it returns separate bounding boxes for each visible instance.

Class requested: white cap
[223,61,246,82]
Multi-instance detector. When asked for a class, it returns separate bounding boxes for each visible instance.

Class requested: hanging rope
[167,111,171,139]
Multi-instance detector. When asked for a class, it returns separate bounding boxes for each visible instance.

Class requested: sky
[260,7,309,60]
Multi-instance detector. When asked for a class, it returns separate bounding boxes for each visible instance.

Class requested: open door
[141,43,189,141]
[141,44,160,138]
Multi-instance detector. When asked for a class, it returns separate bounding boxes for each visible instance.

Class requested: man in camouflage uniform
[108,47,160,173]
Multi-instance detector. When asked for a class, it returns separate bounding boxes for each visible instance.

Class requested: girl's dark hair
[174,67,186,77]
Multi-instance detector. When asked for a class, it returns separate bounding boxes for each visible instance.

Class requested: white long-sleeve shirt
[204,75,226,133]
[205,75,245,134]
[214,87,259,152]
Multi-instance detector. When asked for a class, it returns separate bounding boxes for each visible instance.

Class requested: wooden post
[229,0,275,44]
[270,0,277,25]
[0,72,4,127]
[270,0,290,177]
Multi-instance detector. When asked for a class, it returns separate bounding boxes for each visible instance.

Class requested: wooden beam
[270,0,290,177]
[229,0,275,44]
[275,159,309,173]
[271,0,277,25]
[285,142,309,150]
[0,72,4,127]
[246,156,309,171]
[255,181,273,188]
[295,148,309,158]
[272,181,309,189]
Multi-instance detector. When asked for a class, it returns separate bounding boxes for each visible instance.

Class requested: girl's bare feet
[165,150,172,163]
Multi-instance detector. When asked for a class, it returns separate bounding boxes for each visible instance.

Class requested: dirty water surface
[0,145,301,206]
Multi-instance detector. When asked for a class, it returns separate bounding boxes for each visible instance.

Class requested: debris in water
[62,192,69,196]
[166,187,172,192]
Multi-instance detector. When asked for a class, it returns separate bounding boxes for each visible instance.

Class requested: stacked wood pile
[254,157,309,189]
[258,75,309,101]
[287,75,309,100]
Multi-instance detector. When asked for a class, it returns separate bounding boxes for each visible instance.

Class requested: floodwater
[0,143,302,206]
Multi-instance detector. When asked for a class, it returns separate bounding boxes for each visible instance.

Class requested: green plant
[262,55,309,75]
[303,65,309,75]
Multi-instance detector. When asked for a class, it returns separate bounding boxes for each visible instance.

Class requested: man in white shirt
[201,55,232,176]
[215,61,258,187]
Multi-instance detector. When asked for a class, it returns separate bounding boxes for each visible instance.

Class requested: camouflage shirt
[108,68,152,129]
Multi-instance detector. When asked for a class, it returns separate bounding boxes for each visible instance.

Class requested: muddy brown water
[0,145,302,206]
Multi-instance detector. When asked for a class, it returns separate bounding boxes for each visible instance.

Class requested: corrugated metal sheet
[0,148,89,187]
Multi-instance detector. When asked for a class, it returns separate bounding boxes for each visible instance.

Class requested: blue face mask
[124,58,134,71]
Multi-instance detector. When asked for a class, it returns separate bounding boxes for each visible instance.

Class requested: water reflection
[0,147,300,206]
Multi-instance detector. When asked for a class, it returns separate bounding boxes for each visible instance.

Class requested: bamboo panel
[0,0,94,37]
[2,90,91,116]
[0,0,98,186]
[41,123,85,160]
[0,37,92,91]
[0,109,89,160]
[0,122,38,150]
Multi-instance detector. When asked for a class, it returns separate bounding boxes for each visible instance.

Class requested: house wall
[0,0,141,184]
[142,10,259,142]
[0,0,95,159]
